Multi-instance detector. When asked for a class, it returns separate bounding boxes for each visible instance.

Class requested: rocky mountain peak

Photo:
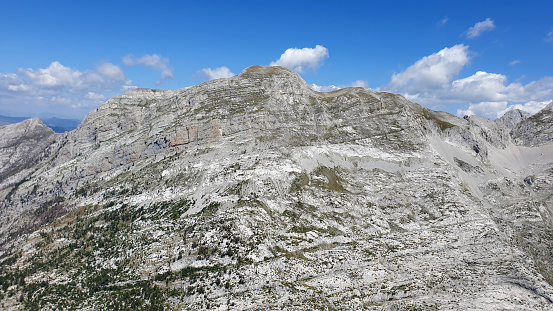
[495,108,531,129]
[236,65,315,95]
[511,102,553,146]
[238,65,302,80]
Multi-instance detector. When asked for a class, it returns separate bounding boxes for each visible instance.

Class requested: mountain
[495,109,531,129]
[0,115,81,133]
[511,101,553,146]
[0,66,552,310]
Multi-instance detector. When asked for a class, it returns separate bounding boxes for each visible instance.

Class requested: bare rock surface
[496,109,531,129]
[0,66,552,310]
[512,102,553,146]
[0,118,55,187]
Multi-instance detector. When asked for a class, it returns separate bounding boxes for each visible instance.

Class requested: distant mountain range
[0,115,80,132]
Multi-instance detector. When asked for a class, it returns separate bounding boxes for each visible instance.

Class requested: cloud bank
[270,45,329,73]
[387,44,553,119]
[457,100,551,119]
[0,61,135,117]
[389,44,470,91]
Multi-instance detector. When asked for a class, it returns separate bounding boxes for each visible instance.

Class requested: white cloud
[11,61,132,93]
[465,18,495,39]
[85,92,106,100]
[387,44,553,119]
[456,101,509,119]
[438,16,449,27]
[509,60,521,66]
[450,71,507,102]
[504,100,552,115]
[311,84,341,92]
[457,100,552,119]
[8,84,31,92]
[311,80,369,92]
[195,66,235,81]
[351,80,369,88]
[389,44,470,91]
[17,61,84,88]
[121,80,138,91]
[122,54,174,84]
[96,62,126,81]
[0,61,133,118]
[270,45,329,73]
[448,73,553,106]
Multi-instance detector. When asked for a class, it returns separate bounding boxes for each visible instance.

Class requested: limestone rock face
[0,66,553,310]
[511,102,553,146]
[496,109,531,129]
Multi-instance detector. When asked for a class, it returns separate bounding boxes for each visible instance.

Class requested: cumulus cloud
[0,61,134,117]
[11,61,131,93]
[96,62,126,81]
[195,66,235,81]
[389,44,470,91]
[387,44,553,119]
[122,54,174,84]
[457,100,551,119]
[311,80,369,92]
[270,45,329,73]
[465,18,495,39]
[456,101,509,119]
[503,100,552,115]
[17,61,89,89]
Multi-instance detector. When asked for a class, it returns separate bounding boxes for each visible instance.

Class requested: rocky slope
[0,66,552,310]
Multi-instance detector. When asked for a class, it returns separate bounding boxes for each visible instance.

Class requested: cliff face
[0,66,552,310]
[511,102,553,146]
[496,109,531,129]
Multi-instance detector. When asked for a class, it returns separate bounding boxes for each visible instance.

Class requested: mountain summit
[1,66,553,310]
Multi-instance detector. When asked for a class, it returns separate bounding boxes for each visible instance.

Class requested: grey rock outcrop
[496,109,531,129]
[512,102,553,146]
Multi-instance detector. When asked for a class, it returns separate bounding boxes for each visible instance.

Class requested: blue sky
[1,0,552,120]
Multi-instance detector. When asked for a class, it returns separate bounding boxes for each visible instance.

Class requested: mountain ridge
[0,114,81,133]
[0,66,552,310]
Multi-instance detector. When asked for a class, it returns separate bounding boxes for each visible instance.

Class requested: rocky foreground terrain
[0,66,552,310]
